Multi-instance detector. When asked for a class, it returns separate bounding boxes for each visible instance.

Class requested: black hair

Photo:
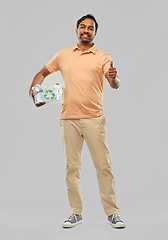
[76,14,98,32]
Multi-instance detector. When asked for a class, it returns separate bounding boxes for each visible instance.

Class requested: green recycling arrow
[44,89,56,100]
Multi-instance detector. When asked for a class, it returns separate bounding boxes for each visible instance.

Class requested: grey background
[0,0,168,239]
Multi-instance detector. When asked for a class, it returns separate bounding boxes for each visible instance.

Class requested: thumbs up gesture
[108,61,117,80]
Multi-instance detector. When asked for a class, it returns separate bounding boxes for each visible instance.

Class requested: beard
[78,33,93,43]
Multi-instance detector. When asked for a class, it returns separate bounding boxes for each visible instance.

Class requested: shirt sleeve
[46,51,60,73]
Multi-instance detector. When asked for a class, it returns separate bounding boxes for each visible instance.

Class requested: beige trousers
[60,114,119,216]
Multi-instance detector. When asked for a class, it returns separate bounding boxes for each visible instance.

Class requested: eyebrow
[80,24,94,28]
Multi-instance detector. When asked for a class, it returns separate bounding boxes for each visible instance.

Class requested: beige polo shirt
[46,43,112,119]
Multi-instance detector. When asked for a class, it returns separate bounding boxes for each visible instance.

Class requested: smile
[82,34,90,38]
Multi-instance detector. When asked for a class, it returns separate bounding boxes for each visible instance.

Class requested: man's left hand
[108,61,117,80]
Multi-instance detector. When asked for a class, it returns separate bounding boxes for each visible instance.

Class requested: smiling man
[29,14,125,229]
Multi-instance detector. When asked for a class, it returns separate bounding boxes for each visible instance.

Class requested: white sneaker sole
[107,220,125,228]
[62,220,83,228]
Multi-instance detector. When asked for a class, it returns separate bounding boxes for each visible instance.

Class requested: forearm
[29,73,45,96]
[29,66,50,96]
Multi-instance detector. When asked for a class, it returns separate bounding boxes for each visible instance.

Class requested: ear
[75,28,78,35]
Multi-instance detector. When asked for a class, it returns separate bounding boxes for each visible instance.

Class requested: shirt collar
[73,43,97,54]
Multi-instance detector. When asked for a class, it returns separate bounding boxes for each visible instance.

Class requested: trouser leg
[81,115,119,216]
[60,119,84,215]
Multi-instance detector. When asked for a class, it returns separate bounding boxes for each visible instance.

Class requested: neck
[77,42,93,52]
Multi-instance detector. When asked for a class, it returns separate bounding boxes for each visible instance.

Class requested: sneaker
[62,214,83,228]
[107,213,125,228]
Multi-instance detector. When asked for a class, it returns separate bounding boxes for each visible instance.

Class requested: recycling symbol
[44,89,56,100]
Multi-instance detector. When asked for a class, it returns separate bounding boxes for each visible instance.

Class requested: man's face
[76,18,97,44]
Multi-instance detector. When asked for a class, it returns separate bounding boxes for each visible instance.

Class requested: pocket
[99,114,106,126]
[60,119,63,127]
[93,115,106,128]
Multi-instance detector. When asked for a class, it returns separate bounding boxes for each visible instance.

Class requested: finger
[29,91,35,99]
[108,69,117,76]
[35,102,46,107]
[109,69,117,75]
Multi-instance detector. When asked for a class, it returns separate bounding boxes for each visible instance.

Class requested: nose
[83,26,89,33]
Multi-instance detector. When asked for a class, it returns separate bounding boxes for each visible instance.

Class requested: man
[29,14,125,229]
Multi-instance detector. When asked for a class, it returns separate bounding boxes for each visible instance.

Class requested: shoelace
[68,214,77,221]
[112,214,121,222]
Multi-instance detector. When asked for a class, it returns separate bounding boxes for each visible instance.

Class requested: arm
[29,66,51,107]
[105,61,120,89]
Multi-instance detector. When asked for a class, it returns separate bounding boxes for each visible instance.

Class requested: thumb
[110,60,113,68]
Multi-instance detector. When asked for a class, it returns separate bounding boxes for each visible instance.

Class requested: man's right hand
[29,90,46,108]
[34,101,46,108]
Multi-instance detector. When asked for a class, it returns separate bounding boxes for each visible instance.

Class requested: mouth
[81,34,90,38]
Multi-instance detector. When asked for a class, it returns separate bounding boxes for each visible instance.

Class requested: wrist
[111,76,120,88]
